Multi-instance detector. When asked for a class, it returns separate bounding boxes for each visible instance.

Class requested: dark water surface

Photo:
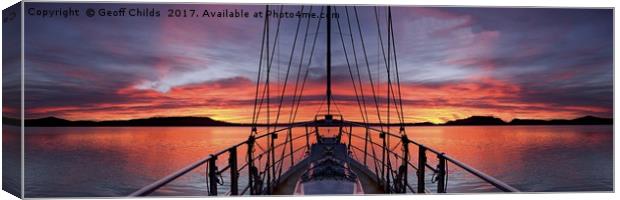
[11,125,612,197]
[2,125,21,197]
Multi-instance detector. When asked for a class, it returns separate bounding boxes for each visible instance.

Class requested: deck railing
[129,120,519,196]
[344,121,519,193]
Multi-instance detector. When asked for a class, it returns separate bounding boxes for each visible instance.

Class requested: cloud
[20,5,612,123]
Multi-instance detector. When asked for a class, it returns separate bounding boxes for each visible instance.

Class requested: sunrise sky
[13,3,613,124]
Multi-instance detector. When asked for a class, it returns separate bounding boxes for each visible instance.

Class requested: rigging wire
[374,7,405,126]
[334,6,367,124]
[374,7,395,187]
[389,7,407,131]
[290,6,324,123]
[251,5,271,129]
[273,5,306,184]
[344,6,371,125]
[373,7,390,124]
[287,6,314,124]
[243,5,411,195]
[252,6,406,131]
[254,5,285,134]
[273,6,305,126]
[353,7,385,131]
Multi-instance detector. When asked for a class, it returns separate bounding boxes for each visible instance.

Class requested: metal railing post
[208,155,218,196]
[315,126,320,142]
[229,147,238,195]
[363,128,369,165]
[417,146,426,193]
[267,132,277,194]
[288,129,294,166]
[305,125,311,153]
[347,125,353,151]
[401,135,409,193]
[437,153,447,193]
[380,132,387,192]
[266,136,271,195]
[247,135,255,195]
[128,123,521,197]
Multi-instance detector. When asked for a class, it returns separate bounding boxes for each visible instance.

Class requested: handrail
[343,121,519,192]
[442,154,519,192]
[129,153,215,196]
[239,130,312,171]
[349,132,419,170]
[129,122,314,197]
[130,121,519,196]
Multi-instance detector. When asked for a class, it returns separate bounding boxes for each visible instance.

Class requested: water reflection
[2,125,21,197]
[23,125,612,197]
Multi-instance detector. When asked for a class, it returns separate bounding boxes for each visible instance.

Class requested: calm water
[7,125,613,197]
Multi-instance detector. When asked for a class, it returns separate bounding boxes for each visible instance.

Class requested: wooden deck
[273,138,384,195]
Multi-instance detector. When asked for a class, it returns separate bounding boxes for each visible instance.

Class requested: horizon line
[10,114,613,124]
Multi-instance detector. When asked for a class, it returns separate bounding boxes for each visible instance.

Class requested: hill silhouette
[443,115,613,126]
[2,115,612,127]
[18,116,233,127]
[444,116,505,125]
[510,115,613,125]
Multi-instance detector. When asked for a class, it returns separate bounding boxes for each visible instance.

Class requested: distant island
[444,115,612,126]
[1,115,613,127]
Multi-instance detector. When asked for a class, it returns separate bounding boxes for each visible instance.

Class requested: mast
[326,6,332,115]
